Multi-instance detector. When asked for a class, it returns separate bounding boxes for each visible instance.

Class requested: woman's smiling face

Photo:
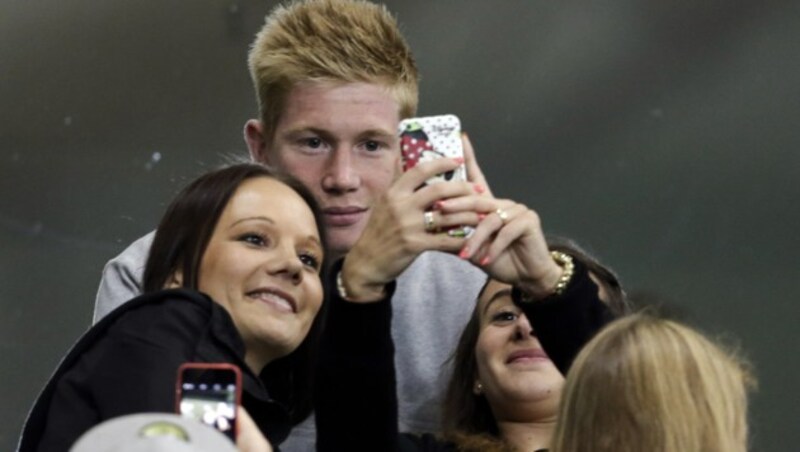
[474,279,565,422]
[197,176,324,371]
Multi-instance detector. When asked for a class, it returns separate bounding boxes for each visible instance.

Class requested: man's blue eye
[364,140,381,152]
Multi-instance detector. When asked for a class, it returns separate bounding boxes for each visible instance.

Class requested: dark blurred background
[2,1,798,450]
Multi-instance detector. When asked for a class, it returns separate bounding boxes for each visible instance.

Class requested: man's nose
[321,147,360,193]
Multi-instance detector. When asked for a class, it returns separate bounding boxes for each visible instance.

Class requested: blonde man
[553,313,755,452]
[94,1,489,450]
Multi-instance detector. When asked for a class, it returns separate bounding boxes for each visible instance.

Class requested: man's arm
[92,231,154,323]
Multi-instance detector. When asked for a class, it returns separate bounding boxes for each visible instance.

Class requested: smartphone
[399,114,471,237]
[175,363,241,441]
[399,114,466,184]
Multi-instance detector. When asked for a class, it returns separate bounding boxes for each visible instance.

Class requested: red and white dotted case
[398,114,466,184]
[399,114,472,237]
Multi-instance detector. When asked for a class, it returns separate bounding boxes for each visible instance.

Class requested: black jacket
[17,289,290,452]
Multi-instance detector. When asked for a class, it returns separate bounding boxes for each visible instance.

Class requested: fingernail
[459,247,470,259]
[433,200,445,210]
[453,157,465,165]
[478,213,487,221]
[473,183,485,194]
[480,256,490,266]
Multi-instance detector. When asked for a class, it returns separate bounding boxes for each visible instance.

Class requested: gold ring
[495,208,509,224]
[423,211,436,232]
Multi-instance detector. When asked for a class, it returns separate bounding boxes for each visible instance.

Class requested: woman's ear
[473,380,484,395]
[165,270,183,289]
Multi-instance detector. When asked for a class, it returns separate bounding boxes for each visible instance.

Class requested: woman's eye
[491,311,517,324]
[299,253,320,270]
[239,233,268,247]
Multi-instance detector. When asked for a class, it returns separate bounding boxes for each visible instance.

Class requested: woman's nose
[513,313,535,339]
[265,245,303,284]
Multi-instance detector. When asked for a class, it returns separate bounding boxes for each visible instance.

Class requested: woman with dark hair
[18,163,328,451]
[437,238,629,452]
[315,198,628,451]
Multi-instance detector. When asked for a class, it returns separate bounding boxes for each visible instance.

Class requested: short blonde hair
[247,0,419,142]
[552,313,755,452]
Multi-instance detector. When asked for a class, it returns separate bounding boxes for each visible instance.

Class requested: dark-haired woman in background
[315,197,628,451]
[19,163,328,451]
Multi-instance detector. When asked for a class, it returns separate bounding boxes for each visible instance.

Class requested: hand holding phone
[399,114,471,237]
[176,363,242,441]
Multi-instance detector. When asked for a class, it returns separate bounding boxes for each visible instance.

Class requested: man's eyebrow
[282,126,334,139]
[482,288,513,315]
[358,128,396,139]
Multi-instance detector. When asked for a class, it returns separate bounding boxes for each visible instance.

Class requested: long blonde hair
[552,313,755,452]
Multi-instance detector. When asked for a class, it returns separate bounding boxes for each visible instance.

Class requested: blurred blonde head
[552,313,755,452]
[247,0,419,143]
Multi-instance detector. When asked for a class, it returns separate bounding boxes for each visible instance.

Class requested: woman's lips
[247,288,297,313]
[506,348,550,364]
[323,206,367,227]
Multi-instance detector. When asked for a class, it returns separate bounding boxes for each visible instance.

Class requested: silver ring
[495,208,509,224]
[423,211,436,232]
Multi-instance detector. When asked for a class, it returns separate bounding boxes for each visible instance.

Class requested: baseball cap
[69,413,238,452]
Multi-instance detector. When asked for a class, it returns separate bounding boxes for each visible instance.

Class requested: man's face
[247,81,403,257]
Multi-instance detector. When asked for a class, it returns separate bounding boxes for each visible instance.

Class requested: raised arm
[456,199,616,375]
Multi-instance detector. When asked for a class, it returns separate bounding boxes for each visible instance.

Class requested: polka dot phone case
[399,114,471,237]
[398,114,465,185]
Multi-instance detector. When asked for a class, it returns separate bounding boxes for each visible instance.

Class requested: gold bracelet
[336,269,353,301]
[549,251,575,297]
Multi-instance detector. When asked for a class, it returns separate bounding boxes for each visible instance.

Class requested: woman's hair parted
[552,313,756,452]
[142,162,329,425]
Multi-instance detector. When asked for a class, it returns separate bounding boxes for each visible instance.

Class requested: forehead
[220,177,319,236]
[277,80,401,134]
[478,279,514,313]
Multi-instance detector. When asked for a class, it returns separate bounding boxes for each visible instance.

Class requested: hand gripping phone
[399,114,471,237]
[175,363,242,441]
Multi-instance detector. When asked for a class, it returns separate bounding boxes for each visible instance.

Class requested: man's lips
[506,348,549,364]
[322,206,367,227]
[246,287,297,313]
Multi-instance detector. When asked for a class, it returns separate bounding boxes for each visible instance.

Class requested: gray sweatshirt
[93,232,486,451]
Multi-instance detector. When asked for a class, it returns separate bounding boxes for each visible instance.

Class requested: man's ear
[244,119,270,164]
[165,270,183,289]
